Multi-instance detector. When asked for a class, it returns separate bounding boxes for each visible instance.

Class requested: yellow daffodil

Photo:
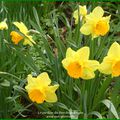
[25,72,59,104]
[62,47,99,79]
[10,31,23,44]
[0,19,8,30]
[80,6,111,39]
[73,5,87,24]
[12,22,36,46]
[99,42,120,77]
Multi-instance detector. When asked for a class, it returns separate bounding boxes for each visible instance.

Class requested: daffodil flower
[99,42,120,77]
[73,5,87,24]
[25,72,59,104]
[62,47,99,79]
[11,22,36,46]
[0,19,8,30]
[80,6,111,39]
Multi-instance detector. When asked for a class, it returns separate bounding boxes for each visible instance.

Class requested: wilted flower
[80,6,111,39]
[0,19,8,30]
[73,5,87,24]
[25,72,59,104]
[12,22,36,46]
[62,47,99,79]
[99,42,120,77]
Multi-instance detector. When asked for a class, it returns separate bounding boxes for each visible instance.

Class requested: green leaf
[88,111,103,119]
[69,108,82,119]
[101,99,119,119]
[14,48,40,74]
[93,76,112,108]
[0,80,10,87]
[33,7,40,28]
[56,102,69,111]
[111,77,120,108]
[83,90,87,119]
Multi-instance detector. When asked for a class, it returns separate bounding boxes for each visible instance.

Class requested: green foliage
[0,1,120,119]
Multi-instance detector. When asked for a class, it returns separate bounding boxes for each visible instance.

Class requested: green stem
[90,39,95,59]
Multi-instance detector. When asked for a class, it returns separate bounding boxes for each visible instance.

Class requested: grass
[0,1,120,118]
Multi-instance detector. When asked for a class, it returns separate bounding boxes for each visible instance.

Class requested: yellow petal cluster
[0,19,8,30]
[12,22,36,46]
[73,5,87,24]
[99,42,120,77]
[80,6,111,39]
[62,47,99,79]
[25,72,59,104]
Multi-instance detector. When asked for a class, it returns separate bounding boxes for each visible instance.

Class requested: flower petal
[23,35,36,46]
[92,6,104,18]
[73,5,87,24]
[102,15,111,23]
[62,58,73,69]
[0,20,8,30]
[77,47,90,60]
[79,5,87,16]
[26,73,52,91]
[27,74,35,84]
[23,38,33,46]
[108,42,120,58]
[66,48,76,58]
[99,61,112,74]
[27,35,36,44]
[80,23,92,35]
[13,22,28,35]
[85,6,104,22]
[73,8,78,17]
[80,60,99,80]
[37,72,51,86]
[92,34,99,39]
[45,85,59,103]
[62,48,76,69]
[25,75,40,91]
[81,69,95,80]
[85,60,99,71]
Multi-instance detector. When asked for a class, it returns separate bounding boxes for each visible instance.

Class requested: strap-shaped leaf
[88,111,103,119]
[101,99,119,119]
